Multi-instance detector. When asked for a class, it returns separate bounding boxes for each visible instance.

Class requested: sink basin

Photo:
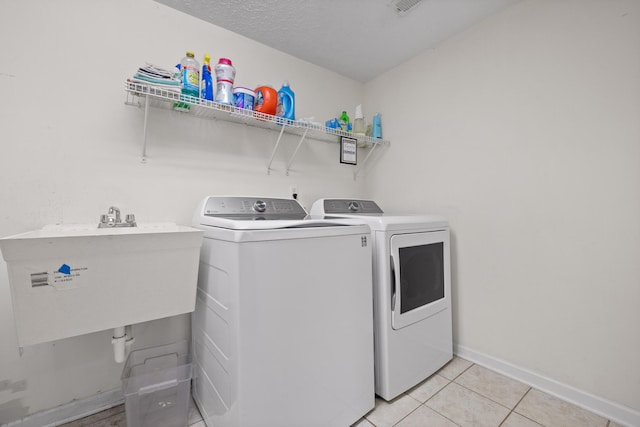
[0,223,203,346]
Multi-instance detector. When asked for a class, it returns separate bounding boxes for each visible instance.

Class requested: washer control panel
[253,200,267,213]
[202,196,307,220]
[322,199,384,215]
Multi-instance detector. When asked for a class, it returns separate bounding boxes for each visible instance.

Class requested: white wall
[0,0,367,422]
[365,0,640,414]
[3,0,639,423]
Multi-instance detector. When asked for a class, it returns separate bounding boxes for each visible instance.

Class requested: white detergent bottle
[214,58,236,105]
[353,104,365,135]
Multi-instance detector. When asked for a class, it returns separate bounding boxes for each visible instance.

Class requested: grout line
[513,387,533,411]
[449,380,513,412]
[419,386,464,427]
[450,364,538,416]
[448,360,475,382]
[458,364,474,380]
[450,369,517,409]
[506,388,547,427]
[391,397,422,427]
[433,368,538,427]
[416,360,473,426]
[498,387,535,426]
[423,403,463,427]
[390,392,465,427]
[366,416,378,427]
[414,368,462,427]
[421,377,453,405]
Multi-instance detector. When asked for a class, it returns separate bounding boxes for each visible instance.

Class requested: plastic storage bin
[122,340,192,427]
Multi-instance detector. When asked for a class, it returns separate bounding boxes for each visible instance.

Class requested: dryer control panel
[321,199,384,215]
[201,196,308,220]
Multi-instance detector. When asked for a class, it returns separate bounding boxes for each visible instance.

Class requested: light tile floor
[59,357,623,427]
[355,357,622,427]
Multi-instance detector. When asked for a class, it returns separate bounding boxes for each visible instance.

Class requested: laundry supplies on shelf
[200,53,213,101]
[130,63,181,95]
[339,110,351,132]
[214,58,235,105]
[254,85,278,116]
[180,51,200,99]
[276,82,295,121]
[233,87,255,110]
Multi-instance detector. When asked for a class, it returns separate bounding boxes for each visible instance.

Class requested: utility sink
[0,222,203,347]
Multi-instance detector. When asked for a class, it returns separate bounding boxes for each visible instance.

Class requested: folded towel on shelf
[137,63,176,80]
[129,78,182,96]
[128,63,184,98]
[132,73,181,87]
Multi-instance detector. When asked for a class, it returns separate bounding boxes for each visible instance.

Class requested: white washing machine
[191,196,374,427]
[310,199,452,401]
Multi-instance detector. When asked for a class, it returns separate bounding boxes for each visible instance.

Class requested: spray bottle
[353,105,365,135]
[200,54,213,101]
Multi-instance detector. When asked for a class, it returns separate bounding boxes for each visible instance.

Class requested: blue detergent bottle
[372,113,382,139]
[200,53,213,101]
[276,82,295,121]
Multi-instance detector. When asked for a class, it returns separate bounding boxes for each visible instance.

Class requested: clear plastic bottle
[200,53,213,101]
[353,104,365,135]
[180,51,200,100]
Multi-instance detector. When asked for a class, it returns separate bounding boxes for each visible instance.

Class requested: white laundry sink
[0,223,203,346]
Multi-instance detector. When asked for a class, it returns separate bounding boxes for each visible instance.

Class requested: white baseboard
[3,388,123,427]
[454,344,640,427]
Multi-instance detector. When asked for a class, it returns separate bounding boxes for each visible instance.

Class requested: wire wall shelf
[124,81,389,178]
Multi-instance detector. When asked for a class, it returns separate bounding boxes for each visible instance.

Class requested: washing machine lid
[310,198,448,230]
[193,196,362,230]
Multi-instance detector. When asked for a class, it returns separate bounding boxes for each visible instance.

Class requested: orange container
[254,86,277,116]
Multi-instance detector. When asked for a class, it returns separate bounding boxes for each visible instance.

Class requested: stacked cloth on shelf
[130,63,181,95]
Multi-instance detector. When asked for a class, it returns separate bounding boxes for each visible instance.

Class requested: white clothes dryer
[310,199,452,401]
[191,196,374,427]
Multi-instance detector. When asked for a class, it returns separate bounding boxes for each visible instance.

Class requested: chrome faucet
[109,206,121,223]
[99,206,137,228]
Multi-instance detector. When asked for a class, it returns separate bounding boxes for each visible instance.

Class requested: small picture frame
[340,136,357,165]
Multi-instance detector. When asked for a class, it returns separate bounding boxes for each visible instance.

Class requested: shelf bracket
[141,95,150,163]
[354,141,382,180]
[285,128,309,176]
[267,122,288,174]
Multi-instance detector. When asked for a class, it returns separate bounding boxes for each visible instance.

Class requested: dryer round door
[390,230,451,330]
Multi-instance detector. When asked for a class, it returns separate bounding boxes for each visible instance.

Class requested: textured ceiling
[154,0,520,82]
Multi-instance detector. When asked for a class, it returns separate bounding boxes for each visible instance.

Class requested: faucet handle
[99,214,116,228]
[125,214,137,226]
[108,206,122,223]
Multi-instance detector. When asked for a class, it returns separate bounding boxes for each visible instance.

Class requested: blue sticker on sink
[57,264,71,275]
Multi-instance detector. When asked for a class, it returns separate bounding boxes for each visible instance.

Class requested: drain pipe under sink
[112,325,135,363]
